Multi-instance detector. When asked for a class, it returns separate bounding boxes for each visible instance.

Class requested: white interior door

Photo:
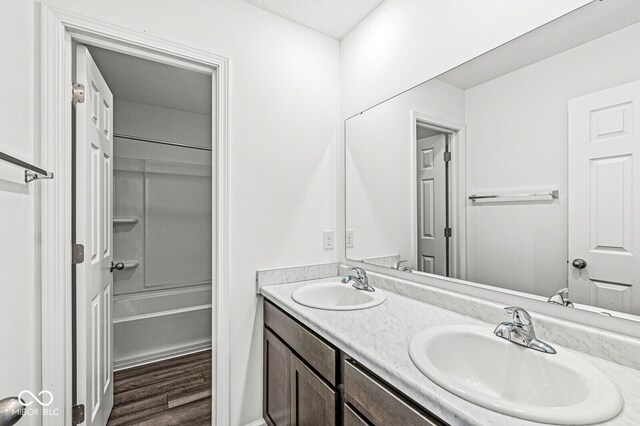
[75,45,114,426]
[417,134,447,275]
[568,80,640,315]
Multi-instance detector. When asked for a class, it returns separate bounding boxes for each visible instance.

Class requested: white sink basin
[409,325,622,424]
[291,280,386,310]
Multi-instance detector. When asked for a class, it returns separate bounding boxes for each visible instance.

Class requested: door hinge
[72,243,85,265]
[72,83,85,104]
[72,404,85,425]
[444,152,452,162]
[444,227,452,238]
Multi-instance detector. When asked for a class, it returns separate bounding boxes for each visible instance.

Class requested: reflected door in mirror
[417,134,448,275]
[568,80,640,315]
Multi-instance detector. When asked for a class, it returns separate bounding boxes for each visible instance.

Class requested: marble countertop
[261,279,640,426]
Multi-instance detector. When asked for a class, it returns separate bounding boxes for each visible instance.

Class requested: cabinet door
[291,355,336,426]
[344,403,369,426]
[264,327,292,426]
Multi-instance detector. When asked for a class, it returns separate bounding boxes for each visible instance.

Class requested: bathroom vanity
[260,271,640,426]
[263,299,444,426]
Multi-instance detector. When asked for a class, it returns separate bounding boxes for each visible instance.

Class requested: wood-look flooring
[107,350,212,426]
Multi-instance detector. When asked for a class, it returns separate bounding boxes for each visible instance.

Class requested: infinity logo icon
[18,390,54,407]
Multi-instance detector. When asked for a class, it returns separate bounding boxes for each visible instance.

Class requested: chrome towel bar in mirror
[0,151,54,183]
[469,189,559,203]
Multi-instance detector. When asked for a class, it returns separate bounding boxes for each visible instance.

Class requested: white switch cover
[346,230,354,248]
[323,230,334,250]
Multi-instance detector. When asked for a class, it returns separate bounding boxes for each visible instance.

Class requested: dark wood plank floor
[107,350,212,426]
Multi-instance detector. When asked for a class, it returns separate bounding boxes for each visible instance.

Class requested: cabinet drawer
[343,360,444,426]
[264,300,337,385]
[344,404,369,426]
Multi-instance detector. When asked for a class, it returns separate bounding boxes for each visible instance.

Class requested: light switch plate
[323,230,334,250]
[346,230,354,248]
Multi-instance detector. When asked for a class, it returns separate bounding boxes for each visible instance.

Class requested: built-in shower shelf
[114,217,140,225]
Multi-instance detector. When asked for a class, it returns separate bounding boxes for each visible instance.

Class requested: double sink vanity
[259,265,640,426]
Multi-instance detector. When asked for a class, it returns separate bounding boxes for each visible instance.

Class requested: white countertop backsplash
[260,269,640,425]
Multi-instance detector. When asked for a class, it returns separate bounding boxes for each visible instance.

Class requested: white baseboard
[244,419,267,426]
[114,342,212,371]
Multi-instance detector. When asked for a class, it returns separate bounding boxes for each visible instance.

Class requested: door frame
[409,111,466,280]
[38,5,229,425]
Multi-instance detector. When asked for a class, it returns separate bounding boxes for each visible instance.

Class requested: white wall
[464,21,640,297]
[346,79,464,264]
[0,2,38,425]
[2,1,340,425]
[340,0,592,117]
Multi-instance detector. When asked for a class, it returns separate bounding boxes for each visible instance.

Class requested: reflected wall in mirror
[345,0,640,321]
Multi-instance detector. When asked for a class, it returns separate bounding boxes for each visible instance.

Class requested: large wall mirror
[345,0,640,322]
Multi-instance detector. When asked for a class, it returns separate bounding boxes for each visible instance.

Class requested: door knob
[110,261,125,272]
[572,258,587,269]
[0,397,25,425]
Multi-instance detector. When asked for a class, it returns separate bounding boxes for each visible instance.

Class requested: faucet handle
[392,260,406,269]
[349,267,366,279]
[548,287,574,307]
[504,306,532,326]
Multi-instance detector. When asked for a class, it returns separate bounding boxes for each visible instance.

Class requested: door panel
[75,45,114,426]
[568,80,640,315]
[417,134,447,275]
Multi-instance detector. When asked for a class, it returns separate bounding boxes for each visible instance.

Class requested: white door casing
[417,134,447,275]
[568,80,640,315]
[75,45,114,426]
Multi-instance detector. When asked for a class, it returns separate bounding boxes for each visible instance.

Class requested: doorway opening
[39,7,229,425]
[409,112,466,281]
[414,124,451,276]
[73,42,213,425]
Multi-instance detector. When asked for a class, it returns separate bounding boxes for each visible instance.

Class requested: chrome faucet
[548,287,574,307]
[391,260,412,273]
[494,306,556,354]
[341,267,375,292]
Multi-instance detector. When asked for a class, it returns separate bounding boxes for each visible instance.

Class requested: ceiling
[88,46,211,115]
[241,0,385,39]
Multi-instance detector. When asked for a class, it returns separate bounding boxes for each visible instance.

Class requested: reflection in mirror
[345,0,640,321]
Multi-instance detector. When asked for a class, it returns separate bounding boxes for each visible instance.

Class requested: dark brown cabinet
[264,327,292,426]
[343,404,369,426]
[291,355,336,425]
[264,301,338,426]
[263,299,446,426]
[342,359,443,425]
[264,299,337,385]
